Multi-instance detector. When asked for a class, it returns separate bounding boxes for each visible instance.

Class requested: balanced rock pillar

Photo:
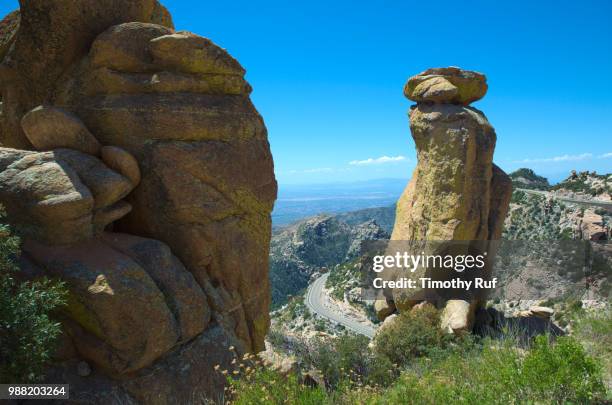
[388,67,512,333]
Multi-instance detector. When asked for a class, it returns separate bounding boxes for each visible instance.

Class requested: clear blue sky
[2,0,611,184]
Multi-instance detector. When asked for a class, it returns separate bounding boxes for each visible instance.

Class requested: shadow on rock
[473,307,564,346]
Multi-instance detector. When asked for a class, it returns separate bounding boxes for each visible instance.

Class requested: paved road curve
[518,188,612,211]
[305,273,377,339]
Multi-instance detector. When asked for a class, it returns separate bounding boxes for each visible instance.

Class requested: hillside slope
[269,215,389,308]
[509,168,550,190]
[551,170,612,202]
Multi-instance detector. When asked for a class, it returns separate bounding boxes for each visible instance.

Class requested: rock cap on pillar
[404,66,487,105]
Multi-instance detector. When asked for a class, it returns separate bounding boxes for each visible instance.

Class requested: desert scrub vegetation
[303,334,395,389]
[0,216,67,383]
[326,260,359,301]
[277,295,307,322]
[372,305,458,365]
[373,335,605,405]
[228,335,607,404]
[572,308,612,390]
[229,307,609,404]
[504,191,568,240]
[552,171,611,196]
[325,259,379,323]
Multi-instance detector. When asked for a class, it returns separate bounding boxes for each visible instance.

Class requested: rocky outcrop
[579,210,610,241]
[24,234,209,376]
[0,1,276,402]
[382,67,512,333]
[21,106,102,155]
[403,67,487,106]
[0,147,134,244]
[0,1,173,149]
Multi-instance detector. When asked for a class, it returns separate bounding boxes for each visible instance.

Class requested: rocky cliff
[0,1,276,402]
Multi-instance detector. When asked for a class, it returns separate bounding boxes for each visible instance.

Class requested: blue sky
[2,0,611,184]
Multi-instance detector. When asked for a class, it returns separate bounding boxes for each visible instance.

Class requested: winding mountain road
[305,273,377,338]
[518,188,612,211]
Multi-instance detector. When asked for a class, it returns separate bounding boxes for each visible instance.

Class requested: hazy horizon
[275,169,594,188]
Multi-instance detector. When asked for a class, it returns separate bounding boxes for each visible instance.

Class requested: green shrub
[376,336,606,404]
[307,334,396,389]
[521,335,605,403]
[0,221,67,383]
[314,319,327,331]
[380,343,519,404]
[510,190,526,203]
[372,306,452,366]
[573,310,612,390]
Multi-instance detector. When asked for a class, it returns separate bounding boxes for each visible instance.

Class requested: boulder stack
[379,67,512,333]
[403,67,487,105]
[0,1,276,402]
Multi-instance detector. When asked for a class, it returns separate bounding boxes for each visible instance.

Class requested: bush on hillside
[373,305,455,366]
[573,309,612,391]
[522,335,605,402]
[379,335,606,405]
[230,335,607,404]
[0,219,67,383]
[306,334,395,389]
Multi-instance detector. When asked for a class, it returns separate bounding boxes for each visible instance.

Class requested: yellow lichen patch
[64,292,104,338]
[87,274,114,295]
[412,77,458,103]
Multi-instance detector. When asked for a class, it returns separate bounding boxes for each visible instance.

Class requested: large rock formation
[378,67,512,333]
[0,1,276,402]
